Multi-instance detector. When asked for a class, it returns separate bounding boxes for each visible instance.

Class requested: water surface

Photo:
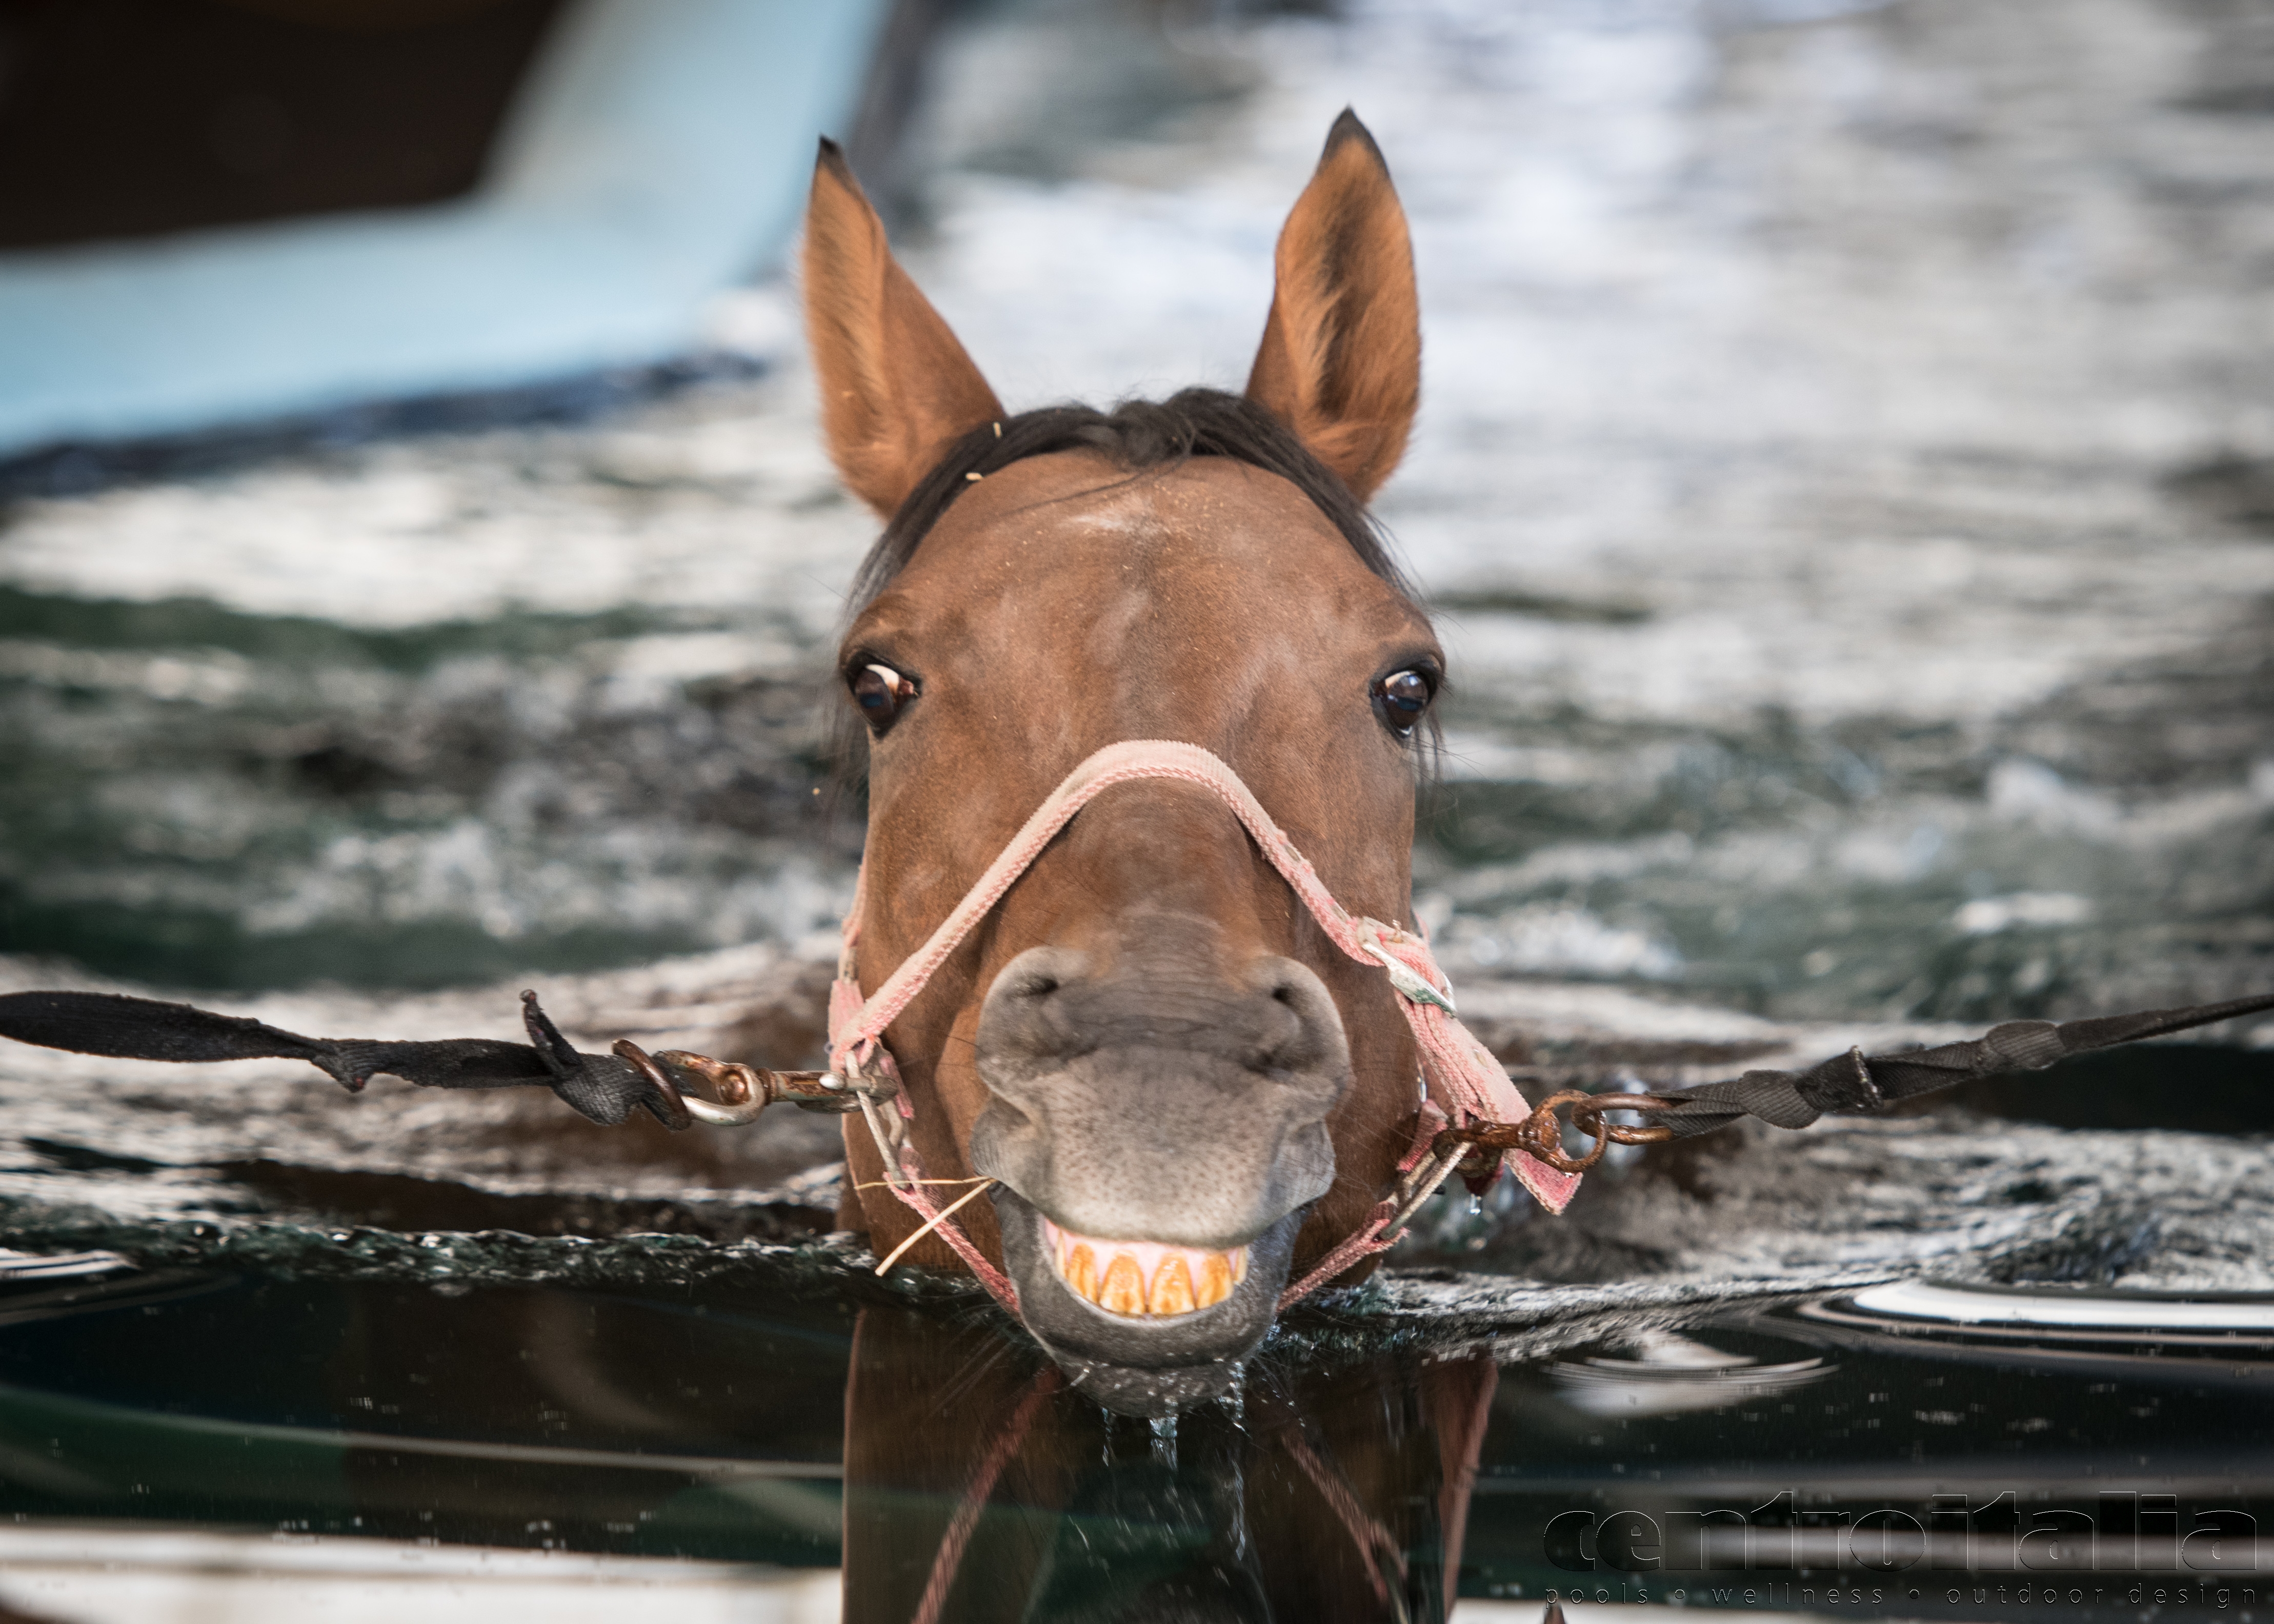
[2,1258,2268,1619]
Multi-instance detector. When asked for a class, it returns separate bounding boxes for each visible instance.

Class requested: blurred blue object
[0,0,889,456]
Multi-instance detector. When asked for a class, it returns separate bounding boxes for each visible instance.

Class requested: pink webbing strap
[1281,1427,1408,1605]
[830,740,1579,1311]
[831,871,1022,1309]
[910,1364,1063,1624]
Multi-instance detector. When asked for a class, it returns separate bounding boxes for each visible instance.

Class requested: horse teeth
[1044,1223,1250,1318]
[1100,1252,1148,1315]
[1149,1255,1196,1316]
[1062,1243,1098,1304]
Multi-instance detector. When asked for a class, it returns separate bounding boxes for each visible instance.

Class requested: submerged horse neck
[804,111,1437,1409]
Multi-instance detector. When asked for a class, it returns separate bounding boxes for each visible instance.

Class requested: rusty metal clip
[1432,1089,1675,1175]
[609,1039,692,1130]
[612,1040,860,1126]
[663,1049,859,1119]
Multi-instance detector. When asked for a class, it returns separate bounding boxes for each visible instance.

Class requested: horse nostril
[1243,960,1344,1078]
[988,948,1088,1016]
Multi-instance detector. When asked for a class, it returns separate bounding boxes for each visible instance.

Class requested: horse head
[807,112,1437,1413]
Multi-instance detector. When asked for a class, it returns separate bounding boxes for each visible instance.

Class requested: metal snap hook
[611,1041,859,1126]
[1434,1089,1675,1174]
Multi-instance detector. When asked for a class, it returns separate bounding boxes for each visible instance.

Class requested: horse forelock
[828,385,1438,797]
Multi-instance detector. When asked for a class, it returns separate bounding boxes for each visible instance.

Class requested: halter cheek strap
[827,740,1580,1314]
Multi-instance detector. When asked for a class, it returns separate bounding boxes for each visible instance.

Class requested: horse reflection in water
[840,1308,1497,1624]
[298,1283,1492,1621]
[253,1275,1488,1621]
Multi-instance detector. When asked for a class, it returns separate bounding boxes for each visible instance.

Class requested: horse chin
[990,1185,1305,1418]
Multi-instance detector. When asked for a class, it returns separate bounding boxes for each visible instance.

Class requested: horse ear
[802,139,1004,517]
[1244,110,1420,504]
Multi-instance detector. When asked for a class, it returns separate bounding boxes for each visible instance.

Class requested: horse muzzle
[969,941,1351,1414]
[989,1186,1306,1416]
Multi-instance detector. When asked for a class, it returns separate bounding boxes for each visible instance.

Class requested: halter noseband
[825,739,1579,1314]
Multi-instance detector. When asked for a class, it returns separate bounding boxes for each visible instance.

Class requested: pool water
[1,1257,2267,1620]
[1,0,2268,1021]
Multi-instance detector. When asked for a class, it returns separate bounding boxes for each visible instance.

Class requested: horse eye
[849,662,917,730]
[1375,668,1435,736]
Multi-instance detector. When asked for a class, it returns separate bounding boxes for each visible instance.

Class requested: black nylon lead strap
[4,986,2269,1143]
[0,988,677,1129]
[1640,991,2274,1140]
[515,989,680,1127]
[0,990,333,1067]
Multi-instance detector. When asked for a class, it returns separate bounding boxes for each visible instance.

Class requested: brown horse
[807,111,1436,1412]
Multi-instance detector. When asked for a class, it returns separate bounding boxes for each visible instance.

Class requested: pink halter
[826,739,1579,1314]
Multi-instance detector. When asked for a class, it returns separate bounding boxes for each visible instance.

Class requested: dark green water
[2,1261,2267,1619]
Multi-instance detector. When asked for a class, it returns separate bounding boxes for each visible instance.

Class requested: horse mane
[830,385,1436,794]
